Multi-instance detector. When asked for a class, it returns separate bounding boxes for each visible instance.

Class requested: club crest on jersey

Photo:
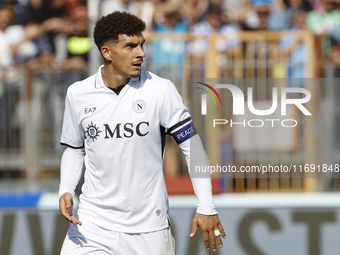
[86,121,102,141]
[133,100,147,113]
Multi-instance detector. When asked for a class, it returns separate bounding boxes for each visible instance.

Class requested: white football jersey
[60,65,193,233]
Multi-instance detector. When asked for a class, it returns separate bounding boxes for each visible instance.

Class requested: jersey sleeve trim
[168,117,198,144]
[167,117,191,134]
[60,142,85,149]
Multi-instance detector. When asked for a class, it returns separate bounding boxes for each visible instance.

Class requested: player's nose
[137,45,146,58]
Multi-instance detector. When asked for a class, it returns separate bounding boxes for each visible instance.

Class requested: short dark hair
[93,11,146,50]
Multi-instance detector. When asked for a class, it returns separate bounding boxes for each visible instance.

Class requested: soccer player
[59,11,225,254]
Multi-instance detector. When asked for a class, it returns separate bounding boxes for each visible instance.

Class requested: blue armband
[168,118,198,144]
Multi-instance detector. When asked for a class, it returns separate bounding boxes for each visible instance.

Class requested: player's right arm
[59,87,86,225]
[59,146,85,225]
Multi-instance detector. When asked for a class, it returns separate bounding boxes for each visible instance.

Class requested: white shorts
[60,216,175,255]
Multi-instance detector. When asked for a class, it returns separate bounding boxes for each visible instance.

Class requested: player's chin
[130,70,141,78]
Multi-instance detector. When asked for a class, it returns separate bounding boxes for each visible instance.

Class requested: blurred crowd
[0,0,88,74]
[0,0,339,73]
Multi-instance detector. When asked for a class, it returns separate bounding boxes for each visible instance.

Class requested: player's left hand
[190,213,226,252]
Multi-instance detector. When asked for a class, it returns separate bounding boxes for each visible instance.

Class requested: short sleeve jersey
[61,66,191,233]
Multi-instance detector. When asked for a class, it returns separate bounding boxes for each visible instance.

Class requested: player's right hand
[59,192,82,225]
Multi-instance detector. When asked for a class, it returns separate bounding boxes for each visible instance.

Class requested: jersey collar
[95,65,140,89]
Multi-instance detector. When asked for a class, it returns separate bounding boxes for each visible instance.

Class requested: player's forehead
[117,33,145,45]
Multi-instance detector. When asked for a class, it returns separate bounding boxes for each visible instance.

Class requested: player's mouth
[132,62,142,69]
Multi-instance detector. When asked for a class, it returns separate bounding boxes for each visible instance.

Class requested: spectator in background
[28,3,89,153]
[305,0,340,64]
[239,1,275,77]
[0,4,49,68]
[0,3,51,147]
[268,0,313,30]
[187,5,240,58]
[215,0,245,24]
[101,0,138,15]
[152,0,208,29]
[238,0,272,30]
[30,0,68,62]
[42,5,90,70]
[0,4,13,98]
[254,4,271,30]
[152,0,181,23]
[306,0,340,35]
[0,5,15,67]
[0,0,34,25]
[279,9,308,80]
[62,5,90,70]
[64,0,86,17]
[151,10,188,81]
[101,0,155,30]
[179,0,209,27]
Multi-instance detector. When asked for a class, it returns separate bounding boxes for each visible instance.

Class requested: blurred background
[0,0,340,254]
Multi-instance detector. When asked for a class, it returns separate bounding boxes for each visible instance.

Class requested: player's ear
[101,45,112,62]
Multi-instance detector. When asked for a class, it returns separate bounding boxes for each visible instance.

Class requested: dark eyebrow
[125,40,145,47]
[125,42,138,47]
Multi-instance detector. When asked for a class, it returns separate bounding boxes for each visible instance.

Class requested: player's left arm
[160,80,226,251]
[176,133,226,251]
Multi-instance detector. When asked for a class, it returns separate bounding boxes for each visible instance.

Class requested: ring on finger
[214,229,221,237]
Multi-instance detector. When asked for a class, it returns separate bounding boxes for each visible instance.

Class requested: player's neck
[102,65,131,89]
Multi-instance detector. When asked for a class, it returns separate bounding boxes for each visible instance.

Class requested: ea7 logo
[200,84,312,116]
[85,107,97,114]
